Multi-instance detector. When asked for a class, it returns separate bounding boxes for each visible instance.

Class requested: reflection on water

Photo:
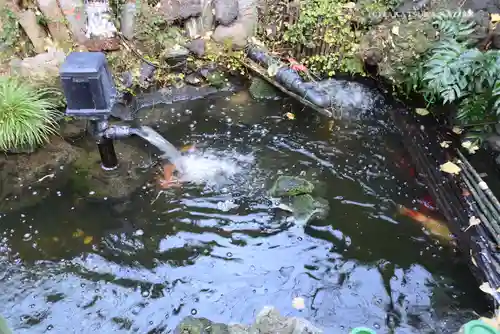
[0,91,488,333]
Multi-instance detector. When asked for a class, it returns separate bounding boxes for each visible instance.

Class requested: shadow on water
[0,88,490,333]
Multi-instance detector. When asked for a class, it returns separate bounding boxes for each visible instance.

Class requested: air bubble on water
[32,191,37,195]
[23,233,31,241]
[141,290,150,297]
[89,191,95,195]
[191,309,197,315]
[226,252,232,257]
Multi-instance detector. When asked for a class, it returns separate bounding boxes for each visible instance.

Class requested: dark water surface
[0,90,487,333]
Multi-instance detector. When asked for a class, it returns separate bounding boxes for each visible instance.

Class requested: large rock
[249,306,323,333]
[214,0,238,25]
[269,175,314,197]
[10,47,66,80]
[174,307,323,334]
[358,19,437,81]
[158,0,202,22]
[212,0,257,49]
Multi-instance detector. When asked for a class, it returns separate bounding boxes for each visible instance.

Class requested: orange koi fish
[157,144,196,189]
[397,205,455,243]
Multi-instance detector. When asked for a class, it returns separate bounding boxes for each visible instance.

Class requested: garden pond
[0,83,490,333]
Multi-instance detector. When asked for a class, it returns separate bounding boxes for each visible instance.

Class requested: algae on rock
[248,76,279,100]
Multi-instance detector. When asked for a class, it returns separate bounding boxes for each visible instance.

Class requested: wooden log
[36,0,72,48]
[13,8,49,53]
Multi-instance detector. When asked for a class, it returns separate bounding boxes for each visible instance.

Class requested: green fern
[399,9,500,125]
[422,40,466,103]
[493,80,500,116]
[457,93,491,124]
[432,10,476,42]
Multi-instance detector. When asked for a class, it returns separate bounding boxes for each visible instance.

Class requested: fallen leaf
[462,140,480,154]
[292,296,306,310]
[440,141,451,148]
[479,282,500,296]
[73,229,84,238]
[267,63,280,77]
[285,112,295,120]
[491,13,500,23]
[391,25,400,36]
[470,249,477,267]
[465,216,481,231]
[83,236,93,245]
[440,161,461,175]
[415,108,429,116]
[452,126,463,134]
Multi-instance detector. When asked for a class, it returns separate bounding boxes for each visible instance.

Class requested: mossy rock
[174,316,230,334]
[205,71,226,88]
[359,18,437,81]
[248,77,279,100]
[269,176,314,197]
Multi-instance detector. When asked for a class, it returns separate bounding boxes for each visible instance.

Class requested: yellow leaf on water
[470,249,477,267]
[462,140,480,154]
[440,161,461,175]
[83,236,93,245]
[292,297,306,310]
[415,108,429,116]
[440,141,451,148]
[465,216,481,232]
[285,112,295,120]
[452,126,463,134]
[479,282,500,296]
[491,13,500,23]
[73,229,84,238]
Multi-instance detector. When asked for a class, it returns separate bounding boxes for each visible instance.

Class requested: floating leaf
[465,216,481,231]
[440,141,451,148]
[285,112,295,120]
[452,126,463,134]
[292,297,305,310]
[391,25,400,36]
[470,249,477,267]
[415,108,429,116]
[83,236,93,245]
[73,229,84,238]
[479,282,500,296]
[462,140,479,154]
[440,161,461,175]
[267,63,280,77]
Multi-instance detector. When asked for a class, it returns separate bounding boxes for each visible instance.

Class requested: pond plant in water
[0,76,61,153]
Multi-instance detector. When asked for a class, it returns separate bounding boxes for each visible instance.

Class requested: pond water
[0,85,489,333]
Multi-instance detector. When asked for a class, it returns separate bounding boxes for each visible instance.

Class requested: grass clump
[0,76,61,152]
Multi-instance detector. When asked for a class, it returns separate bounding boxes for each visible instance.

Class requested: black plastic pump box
[59,52,117,119]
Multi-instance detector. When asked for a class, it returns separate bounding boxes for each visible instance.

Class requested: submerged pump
[59,51,138,170]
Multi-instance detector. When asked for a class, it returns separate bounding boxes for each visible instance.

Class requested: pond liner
[388,105,500,306]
